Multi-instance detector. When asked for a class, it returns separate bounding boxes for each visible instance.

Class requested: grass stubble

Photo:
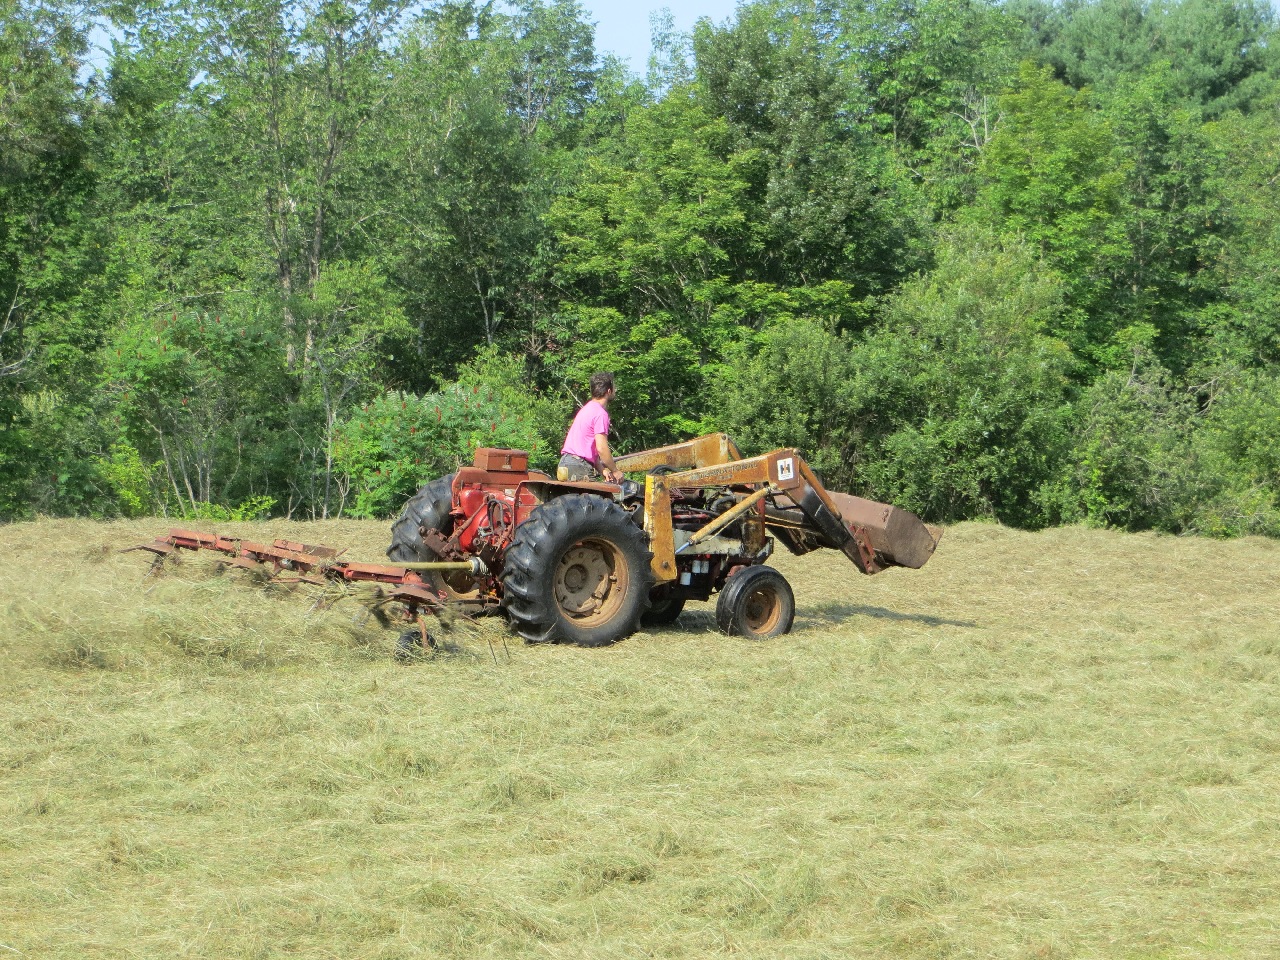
[1,517,1278,959]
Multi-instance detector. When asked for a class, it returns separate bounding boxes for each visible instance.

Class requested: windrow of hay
[1,517,1278,959]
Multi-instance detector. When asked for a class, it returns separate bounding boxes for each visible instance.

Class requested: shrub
[92,442,159,518]
[1045,362,1201,531]
[333,384,544,520]
[841,229,1074,525]
[1191,368,1280,536]
[715,228,1075,526]
[711,316,861,485]
[1046,363,1280,536]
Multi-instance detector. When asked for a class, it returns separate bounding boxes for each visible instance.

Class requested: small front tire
[715,565,795,639]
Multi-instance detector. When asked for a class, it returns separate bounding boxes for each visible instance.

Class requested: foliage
[1200,94,1280,370]
[332,380,545,519]
[92,442,159,518]
[692,2,931,292]
[1102,66,1229,373]
[178,495,278,523]
[102,308,288,514]
[1045,360,1280,536]
[715,227,1073,527]
[842,0,1022,209]
[845,229,1073,526]
[544,90,761,449]
[977,62,1132,367]
[0,0,94,514]
[1045,360,1201,530]
[1019,0,1280,116]
[1,0,1278,539]
[1192,368,1280,535]
[712,316,861,483]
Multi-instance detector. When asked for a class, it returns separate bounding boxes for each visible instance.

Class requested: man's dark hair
[589,372,615,399]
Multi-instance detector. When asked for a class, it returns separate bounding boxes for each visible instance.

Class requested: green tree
[693,1,929,291]
[1018,0,1279,116]
[505,0,599,144]
[102,307,290,515]
[716,226,1073,524]
[1103,66,1229,373]
[97,0,421,516]
[333,351,550,518]
[711,315,861,483]
[1046,360,1280,536]
[978,62,1131,367]
[840,0,1022,209]
[1046,359,1201,530]
[1200,92,1280,370]
[376,0,605,386]
[184,0,411,369]
[1193,367,1280,535]
[848,228,1072,525]
[546,89,761,448]
[0,0,96,515]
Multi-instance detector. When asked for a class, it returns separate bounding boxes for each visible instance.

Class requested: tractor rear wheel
[502,494,653,647]
[715,565,795,639]
[387,474,477,601]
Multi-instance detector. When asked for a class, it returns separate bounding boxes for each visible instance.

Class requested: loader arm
[614,433,743,473]
[630,437,941,584]
[642,447,881,582]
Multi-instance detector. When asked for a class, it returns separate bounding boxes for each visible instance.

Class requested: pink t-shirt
[562,400,610,465]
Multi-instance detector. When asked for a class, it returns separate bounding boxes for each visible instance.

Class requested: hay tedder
[132,434,940,652]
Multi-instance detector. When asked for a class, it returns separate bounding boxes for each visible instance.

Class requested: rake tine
[487,636,498,665]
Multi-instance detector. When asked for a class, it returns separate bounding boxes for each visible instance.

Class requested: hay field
[2,517,1279,960]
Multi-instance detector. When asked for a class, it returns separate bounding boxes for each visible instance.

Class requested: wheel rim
[742,584,782,635]
[554,538,629,627]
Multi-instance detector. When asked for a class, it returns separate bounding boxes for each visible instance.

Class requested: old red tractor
[132,434,939,651]
[386,434,940,648]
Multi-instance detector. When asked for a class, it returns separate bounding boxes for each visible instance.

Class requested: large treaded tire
[502,494,654,647]
[387,473,474,601]
[715,565,795,639]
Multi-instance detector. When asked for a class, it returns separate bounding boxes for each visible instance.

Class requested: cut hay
[1,518,1278,958]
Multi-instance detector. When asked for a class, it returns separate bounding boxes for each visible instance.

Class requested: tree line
[2,0,1278,534]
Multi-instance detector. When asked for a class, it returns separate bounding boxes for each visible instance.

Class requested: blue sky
[580,0,742,72]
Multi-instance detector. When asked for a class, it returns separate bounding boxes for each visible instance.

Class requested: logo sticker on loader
[777,457,795,482]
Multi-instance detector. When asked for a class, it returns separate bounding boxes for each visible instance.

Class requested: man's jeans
[557,453,595,481]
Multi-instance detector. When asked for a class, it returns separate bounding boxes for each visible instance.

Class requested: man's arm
[594,432,622,483]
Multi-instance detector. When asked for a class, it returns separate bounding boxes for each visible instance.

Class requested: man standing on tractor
[559,372,623,483]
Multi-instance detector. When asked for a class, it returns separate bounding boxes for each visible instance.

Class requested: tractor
[387,433,940,648]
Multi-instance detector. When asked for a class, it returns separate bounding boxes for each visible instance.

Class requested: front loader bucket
[826,492,942,569]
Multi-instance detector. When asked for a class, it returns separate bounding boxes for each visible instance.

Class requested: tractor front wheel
[502,495,654,647]
[715,565,795,639]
